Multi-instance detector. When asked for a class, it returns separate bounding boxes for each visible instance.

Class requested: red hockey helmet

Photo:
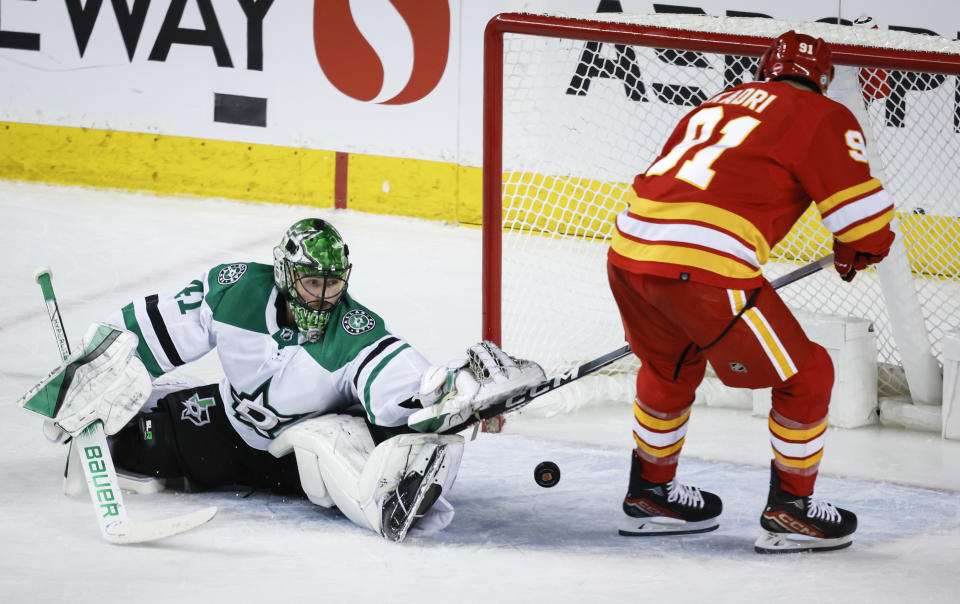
[756,30,834,93]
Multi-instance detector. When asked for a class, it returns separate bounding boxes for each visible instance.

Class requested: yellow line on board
[2,121,957,279]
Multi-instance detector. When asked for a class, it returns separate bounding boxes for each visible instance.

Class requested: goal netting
[482,13,960,419]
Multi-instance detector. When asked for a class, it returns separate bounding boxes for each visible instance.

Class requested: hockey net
[482,13,960,418]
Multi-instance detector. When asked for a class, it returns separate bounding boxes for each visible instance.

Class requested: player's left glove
[408,341,545,433]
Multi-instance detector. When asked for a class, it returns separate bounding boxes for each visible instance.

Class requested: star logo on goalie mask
[181,393,217,426]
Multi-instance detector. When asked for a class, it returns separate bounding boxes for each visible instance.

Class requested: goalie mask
[273,218,352,342]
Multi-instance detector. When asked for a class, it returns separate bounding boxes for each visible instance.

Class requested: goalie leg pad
[379,438,464,542]
[269,414,374,511]
[269,416,464,535]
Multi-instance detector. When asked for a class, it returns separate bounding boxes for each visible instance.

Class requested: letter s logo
[314,0,451,105]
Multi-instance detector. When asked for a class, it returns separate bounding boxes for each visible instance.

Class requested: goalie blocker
[19,323,152,437]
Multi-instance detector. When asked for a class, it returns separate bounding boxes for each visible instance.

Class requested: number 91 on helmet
[755,30,834,93]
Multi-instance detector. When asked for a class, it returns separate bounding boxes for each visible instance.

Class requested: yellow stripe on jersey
[633,432,686,458]
[633,403,691,431]
[817,178,883,214]
[772,448,824,469]
[627,195,772,262]
[835,207,897,243]
[727,289,749,314]
[611,230,762,280]
[743,308,798,380]
[768,416,828,442]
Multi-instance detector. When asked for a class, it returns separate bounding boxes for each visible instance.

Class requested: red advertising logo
[313,0,450,105]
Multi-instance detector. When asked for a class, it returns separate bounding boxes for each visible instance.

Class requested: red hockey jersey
[609,80,895,289]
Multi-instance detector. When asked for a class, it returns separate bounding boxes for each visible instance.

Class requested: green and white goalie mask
[273,218,352,342]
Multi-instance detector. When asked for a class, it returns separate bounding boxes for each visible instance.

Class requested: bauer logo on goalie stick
[217,263,247,285]
[342,309,375,335]
[83,445,121,518]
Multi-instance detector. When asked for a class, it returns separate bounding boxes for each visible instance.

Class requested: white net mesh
[492,15,960,413]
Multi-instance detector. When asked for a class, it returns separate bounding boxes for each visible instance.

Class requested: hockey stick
[31,267,217,544]
[466,254,835,429]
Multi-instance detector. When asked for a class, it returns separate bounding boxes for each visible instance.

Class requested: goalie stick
[466,254,835,432]
[31,267,217,544]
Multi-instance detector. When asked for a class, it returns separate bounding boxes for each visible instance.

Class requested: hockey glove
[407,341,545,433]
[833,231,895,282]
[18,323,152,437]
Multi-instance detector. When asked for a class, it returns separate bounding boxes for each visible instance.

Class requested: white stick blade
[104,506,218,545]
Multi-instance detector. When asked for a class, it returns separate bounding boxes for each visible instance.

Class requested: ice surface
[1,181,958,603]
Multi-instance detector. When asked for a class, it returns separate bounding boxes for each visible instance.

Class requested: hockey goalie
[19,218,544,542]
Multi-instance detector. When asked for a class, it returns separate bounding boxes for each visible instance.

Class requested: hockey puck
[534,461,560,488]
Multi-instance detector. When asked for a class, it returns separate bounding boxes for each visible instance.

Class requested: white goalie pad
[268,414,375,509]
[19,323,152,436]
[269,415,464,535]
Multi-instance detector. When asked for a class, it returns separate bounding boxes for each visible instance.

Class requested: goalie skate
[380,443,448,543]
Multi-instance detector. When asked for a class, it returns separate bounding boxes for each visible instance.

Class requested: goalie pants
[608,263,834,496]
[110,384,301,493]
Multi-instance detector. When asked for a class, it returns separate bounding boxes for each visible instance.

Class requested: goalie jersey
[106,262,430,450]
[609,79,896,289]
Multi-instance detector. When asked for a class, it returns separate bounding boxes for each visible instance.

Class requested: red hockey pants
[608,262,834,496]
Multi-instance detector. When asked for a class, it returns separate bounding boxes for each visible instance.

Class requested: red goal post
[482,12,960,419]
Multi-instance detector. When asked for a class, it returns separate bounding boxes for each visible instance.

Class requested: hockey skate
[754,462,857,554]
[380,443,448,543]
[618,453,722,536]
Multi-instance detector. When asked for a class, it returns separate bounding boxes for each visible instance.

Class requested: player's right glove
[833,230,895,282]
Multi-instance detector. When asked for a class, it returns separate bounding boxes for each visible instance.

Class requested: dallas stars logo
[181,393,217,426]
[229,379,309,439]
[217,263,247,285]
[342,309,376,335]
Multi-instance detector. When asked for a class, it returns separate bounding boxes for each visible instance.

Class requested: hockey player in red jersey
[607,31,895,553]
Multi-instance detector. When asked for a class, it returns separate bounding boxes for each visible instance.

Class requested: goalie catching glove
[407,341,546,433]
[18,323,151,437]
